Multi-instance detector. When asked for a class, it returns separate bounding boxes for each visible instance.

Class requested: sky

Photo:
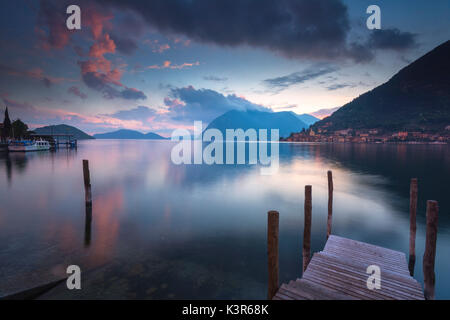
[0,0,449,136]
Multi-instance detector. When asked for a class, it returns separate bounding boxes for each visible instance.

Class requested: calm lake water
[0,140,449,299]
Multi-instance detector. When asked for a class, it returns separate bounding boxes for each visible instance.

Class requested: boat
[8,139,51,152]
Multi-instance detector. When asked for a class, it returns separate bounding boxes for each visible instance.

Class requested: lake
[0,140,449,299]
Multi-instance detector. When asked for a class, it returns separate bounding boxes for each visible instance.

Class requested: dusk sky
[0,0,449,136]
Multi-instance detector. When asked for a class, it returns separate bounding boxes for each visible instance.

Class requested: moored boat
[8,139,51,152]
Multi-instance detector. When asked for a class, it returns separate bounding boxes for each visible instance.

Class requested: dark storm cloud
[263,64,339,92]
[165,86,271,123]
[368,28,418,51]
[346,42,375,63]
[82,72,147,100]
[110,33,139,55]
[95,0,370,62]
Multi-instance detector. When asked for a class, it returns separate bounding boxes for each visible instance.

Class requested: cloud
[147,61,200,70]
[36,0,72,50]
[144,39,171,53]
[310,107,340,119]
[368,28,418,51]
[346,42,375,63]
[42,78,52,87]
[102,106,157,120]
[73,14,146,101]
[110,33,139,55]
[35,1,146,100]
[88,33,116,58]
[120,88,147,100]
[1,94,153,133]
[37,0,114,49]
[164,86,271,123]
[82,3,114,40]
[81,72,146,100]
[264,64,339,92]
[0,64,71,87]
[203,76,228,82]
[68,86,87,99]
[94,0,374,62]
[326,83,355,91]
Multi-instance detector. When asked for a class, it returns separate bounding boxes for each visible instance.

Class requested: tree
[12,119,28,138]
[2,107,12,139]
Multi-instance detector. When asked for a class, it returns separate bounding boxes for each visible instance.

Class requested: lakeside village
[281,125,450,144]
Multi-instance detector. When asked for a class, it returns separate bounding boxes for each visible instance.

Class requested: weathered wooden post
[84,205,92,247]
[326,171,333,239]
[267,210,279,300]
[423,200,438,300]
[408,178,418,276]
[83,160,92,207]
[303,185,312,273]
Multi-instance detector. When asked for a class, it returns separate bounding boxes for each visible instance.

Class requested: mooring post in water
[423,200,438,300]
[303,185,312,273]
[408,178,418,276]
[267,210,279,300]
[326,170,333,240]
[82,159,92,207]
[84,205,92,247]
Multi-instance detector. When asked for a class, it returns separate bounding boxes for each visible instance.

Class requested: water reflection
[0,141,448,299]
[84,206,92,247]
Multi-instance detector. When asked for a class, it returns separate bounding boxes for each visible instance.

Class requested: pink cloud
[173,37,191,47]
[144,39,171,53]
[147,60,200,70]
[89,33,116,58]
[83,5,114,40]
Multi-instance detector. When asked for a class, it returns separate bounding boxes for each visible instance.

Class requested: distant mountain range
[30,111,320,142]
[312,40,450,132]
[295,113,320,126]
[33,124,94,140]
[93,129,167,140]
[205,110,317,139]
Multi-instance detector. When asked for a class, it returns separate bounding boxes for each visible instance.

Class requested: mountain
[205,110,309,139]
[33,124,94,140]
[93,129,167,140]
[295,113,320,126]
[312,40,450,132]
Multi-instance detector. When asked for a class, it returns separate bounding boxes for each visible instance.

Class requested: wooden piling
[267,210,279,300]
[84,205,92,247]
[408,178,418,276]
[326,171,333,239]
[303,185,312,273]
[82,160,92,207]
[423,200,438,300]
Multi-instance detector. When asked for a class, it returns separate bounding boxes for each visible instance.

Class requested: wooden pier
[268,174,438,300]
[273,235,424,300]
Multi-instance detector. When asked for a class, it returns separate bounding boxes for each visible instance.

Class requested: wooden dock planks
[273,235,425,300]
